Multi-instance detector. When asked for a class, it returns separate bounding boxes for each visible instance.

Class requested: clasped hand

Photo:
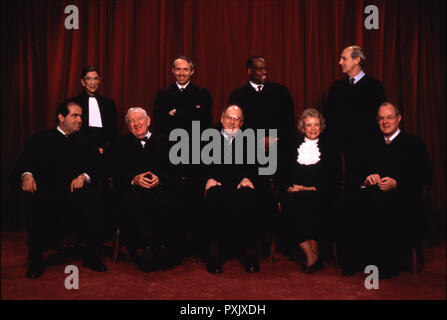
[364,174,397,192]
[133,171,160,189]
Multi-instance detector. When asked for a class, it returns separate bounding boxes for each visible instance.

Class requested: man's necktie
[257,85,263,92]
[386,138,391,144]
[350,78,355,85]
[180,87,184,92]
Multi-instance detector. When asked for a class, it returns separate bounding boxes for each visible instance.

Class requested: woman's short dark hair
[81,65,100,78]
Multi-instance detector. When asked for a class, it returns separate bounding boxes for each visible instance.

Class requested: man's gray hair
[125,107,149,123]
[349,45,366,66]
[172,56,194,70]
[379,102,401,116]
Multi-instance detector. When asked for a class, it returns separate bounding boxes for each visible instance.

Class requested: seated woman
[280,108,341,273]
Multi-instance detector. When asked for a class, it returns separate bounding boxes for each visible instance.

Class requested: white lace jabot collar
[297,137,321,165]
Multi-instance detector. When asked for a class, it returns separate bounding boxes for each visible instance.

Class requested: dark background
[1,0,445,236]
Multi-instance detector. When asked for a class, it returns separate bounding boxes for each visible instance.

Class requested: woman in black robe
[280,108,341,273]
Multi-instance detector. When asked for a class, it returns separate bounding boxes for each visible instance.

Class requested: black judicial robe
[203,133,262,246]
[324,75,386,187]
[362,131,432,246]
[13,128,98,192]
[341,131,432,271]
[12,128,101,250]
[228,81,297,169]
[153,82,212,135]
[107,132,179,248]
[108,132,173,193]
[71,91,118,151]
[280,135,342,242]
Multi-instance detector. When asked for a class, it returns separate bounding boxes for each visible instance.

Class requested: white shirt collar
[221,129,235,143]
[176,81,190,91]
[142,130,152,140]
[385,128,400,143]
[350,70,365,84]
[249,81,264,91]
[56,126,68,137]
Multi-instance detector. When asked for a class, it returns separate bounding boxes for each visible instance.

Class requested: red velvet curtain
[1,0,445,229]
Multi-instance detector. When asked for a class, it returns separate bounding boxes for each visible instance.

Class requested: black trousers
[119,185,180,251]
[203,185,262,253]
[24,184,104,258]
[337,187,416,272]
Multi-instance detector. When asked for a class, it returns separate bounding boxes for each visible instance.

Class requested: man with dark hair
[12,100,106,279]
[341,102,432,278]
[229,56,296,159]
[228,56,296,253]
[108,107,181,272]
[70,65,118,155]
[153,56,212,135]
[153,56,213,258]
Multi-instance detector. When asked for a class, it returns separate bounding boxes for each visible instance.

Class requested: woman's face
[301,116,321,140]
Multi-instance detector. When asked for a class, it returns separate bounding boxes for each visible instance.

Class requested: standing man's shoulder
[230,82,250,95]
[159,83,178,94]
[329,78,349,90]
[360,74,385,87]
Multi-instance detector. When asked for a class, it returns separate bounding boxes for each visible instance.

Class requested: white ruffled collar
[297,137,321,165]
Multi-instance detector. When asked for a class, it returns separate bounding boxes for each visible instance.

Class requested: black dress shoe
[26,260,44,279]
[206,256,223,274]
[83,256,107,272]
[137,246,154,272]
[341,268,357,276]
[244,254,260,273]
[379,267,400,279]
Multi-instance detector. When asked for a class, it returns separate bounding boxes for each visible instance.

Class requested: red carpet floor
[1,231,445,300]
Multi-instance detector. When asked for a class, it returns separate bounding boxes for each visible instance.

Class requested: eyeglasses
[377,115,398,121]
[224,114,242,122]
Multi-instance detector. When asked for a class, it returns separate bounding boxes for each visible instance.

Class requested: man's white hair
[125,107,149,123]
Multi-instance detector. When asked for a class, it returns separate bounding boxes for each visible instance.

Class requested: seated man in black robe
[342,102,432,278]
[203,105,263,274]
[107,107,181,272]
[12,100,106,279]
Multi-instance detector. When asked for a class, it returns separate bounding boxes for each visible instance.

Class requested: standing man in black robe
[324,45,387,189]
[353,102,431,278]
[12,100,107,279]
[323,46,387,272]
[153,56,213,258]
[228,56,296,252]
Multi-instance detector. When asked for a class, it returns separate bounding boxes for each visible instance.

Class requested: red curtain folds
[1,0,445,230]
